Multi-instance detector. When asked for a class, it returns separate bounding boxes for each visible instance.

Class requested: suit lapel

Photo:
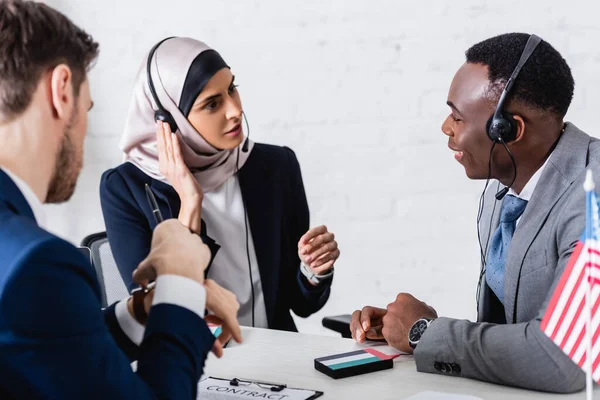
[503,123,591,322]
[0,169,35,221]
[238,149,278,326]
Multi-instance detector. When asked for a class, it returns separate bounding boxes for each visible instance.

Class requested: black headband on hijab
[178,49,229,117]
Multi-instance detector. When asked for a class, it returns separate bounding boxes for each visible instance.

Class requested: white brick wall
[43,0,600,335]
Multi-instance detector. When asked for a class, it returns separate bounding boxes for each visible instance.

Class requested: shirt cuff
[115,297,145,346]
[152,275,206,319]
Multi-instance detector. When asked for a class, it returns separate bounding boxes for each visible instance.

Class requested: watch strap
[132,283,156,325]
[132,289,148,325]
[300,262,334,284]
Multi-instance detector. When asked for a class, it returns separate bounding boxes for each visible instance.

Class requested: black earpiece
[154,109,178,133]
[486,113,518,144]
[147,37,178,133]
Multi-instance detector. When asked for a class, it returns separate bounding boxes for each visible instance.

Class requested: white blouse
[202,174,268,328]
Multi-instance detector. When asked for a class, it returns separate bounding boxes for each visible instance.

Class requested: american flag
[541,170,600,384]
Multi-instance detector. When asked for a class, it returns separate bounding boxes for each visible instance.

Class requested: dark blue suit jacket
[0,169,214,399]
[100,144,332,332]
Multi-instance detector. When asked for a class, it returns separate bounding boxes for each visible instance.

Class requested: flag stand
[584,169,595,400]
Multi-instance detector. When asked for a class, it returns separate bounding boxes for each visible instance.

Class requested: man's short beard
[45,109,82,204]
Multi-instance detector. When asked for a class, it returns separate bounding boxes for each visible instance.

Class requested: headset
[486,34,542,201]
[476,34,542,318]
[147,37,179,133]
[148,37,255,325]
[485,34,542,145]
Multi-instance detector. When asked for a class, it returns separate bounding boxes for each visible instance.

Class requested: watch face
[409,320,429,343]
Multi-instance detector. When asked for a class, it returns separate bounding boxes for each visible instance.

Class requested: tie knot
[500,194,528,222]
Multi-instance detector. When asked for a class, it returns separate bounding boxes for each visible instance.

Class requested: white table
[203,327,597,400]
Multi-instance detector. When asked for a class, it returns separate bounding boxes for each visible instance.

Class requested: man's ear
[512,114,526,144]
[49,64,74,121]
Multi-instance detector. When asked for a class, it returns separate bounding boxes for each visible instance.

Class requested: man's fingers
[350,310,360,334]
[360,308,373,332]
[350,310,365,342]
[361,306,387,331]
[132,270,153,288]
[211,339,223,358]
[299,225,328,247]
[366,325,384,339]
[204,279,216,289]
[204,314,223,325]
[364,306,387,318]
[428,305,438,317]
[225,316,242,343]
[132,258,157,286]
[216,329,233,348]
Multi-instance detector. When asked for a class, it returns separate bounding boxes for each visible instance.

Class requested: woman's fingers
[172,133,185,168]
[299,226,328,248]
[305,240,338,264]
[163,122,173,165]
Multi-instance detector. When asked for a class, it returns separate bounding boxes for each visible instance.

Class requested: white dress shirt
[1,167,46,229]
[0,166,206,345]
[508,152,553,226]
[202,174,269,328]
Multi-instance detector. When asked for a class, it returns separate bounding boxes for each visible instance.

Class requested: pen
[145,183,164,225]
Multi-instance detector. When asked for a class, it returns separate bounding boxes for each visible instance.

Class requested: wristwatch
[408,318,434,349]
[300,262,334,285]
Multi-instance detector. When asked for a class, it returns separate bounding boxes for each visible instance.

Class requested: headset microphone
[242,112,250,153]
[495,187,509,201]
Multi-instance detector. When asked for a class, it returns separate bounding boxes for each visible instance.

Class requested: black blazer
[100,143,332,332]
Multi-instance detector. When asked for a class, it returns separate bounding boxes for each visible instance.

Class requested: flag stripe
[541,242,585,335]
[567,292,600,358]
[569,325,586,360]
[553,266,587,344]
[559,296,586,350]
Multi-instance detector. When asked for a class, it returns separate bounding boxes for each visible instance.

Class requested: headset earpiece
[154,110,178,133]
[486,113,517,143]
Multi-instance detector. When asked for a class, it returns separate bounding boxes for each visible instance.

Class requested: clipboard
[197,376,323,399]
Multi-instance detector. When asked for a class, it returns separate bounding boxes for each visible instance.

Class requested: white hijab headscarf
[119,37,253,193]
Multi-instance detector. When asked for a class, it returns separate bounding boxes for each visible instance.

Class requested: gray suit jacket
[414,123,600,393]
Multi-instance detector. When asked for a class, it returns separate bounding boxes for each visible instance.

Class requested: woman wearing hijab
[100,37,340,332]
